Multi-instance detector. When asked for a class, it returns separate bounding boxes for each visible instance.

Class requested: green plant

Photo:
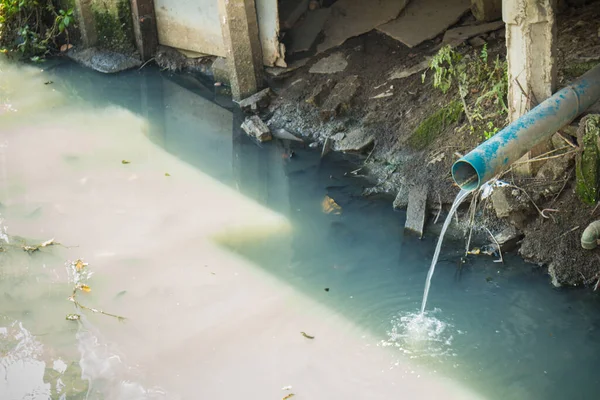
[483,121,499,140]
[422,45,463,94]
[0,0,74,60]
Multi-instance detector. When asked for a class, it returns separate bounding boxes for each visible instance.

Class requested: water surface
[1,58,599,400]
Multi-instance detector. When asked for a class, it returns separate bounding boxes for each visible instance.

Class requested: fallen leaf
[301,331,315,339]
[321,195,342,215]
[283,394,295,400]
[165,173,171,177]
[75,259,88,271]
[65,314,80,321]
[79,284,91,293]
[468,248,481,255]
[121,160,131,164]
[60,44,73,52]
[44,81,53,85]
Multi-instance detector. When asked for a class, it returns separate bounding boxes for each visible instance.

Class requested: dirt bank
[259,1,600,287]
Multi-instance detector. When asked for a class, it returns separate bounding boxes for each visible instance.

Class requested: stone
[536,150,575,197]
[493,226,524,251]
[333,128,374,152]
[237,88,272,113]
[468,36,487,47]
[241,116,272,142]
[389,58,430,80]
[320,75,361,121]
[306,79,336,107]
[405,185,428,238]
[309,53,348,74]
[393,184,410,209]
[211,57,230,85]
[490,186,533,229]
[67,48,141,74]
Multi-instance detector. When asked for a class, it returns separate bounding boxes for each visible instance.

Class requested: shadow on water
[35,60,600,400]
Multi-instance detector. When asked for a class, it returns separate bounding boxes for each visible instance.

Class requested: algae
[92,0,135,53]
[564,60,600,80]
[408,100,463,150]
[576,115,600,204]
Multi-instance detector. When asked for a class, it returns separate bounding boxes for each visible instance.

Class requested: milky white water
[2,57,600,400]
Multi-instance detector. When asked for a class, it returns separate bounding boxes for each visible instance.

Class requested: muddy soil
[264,1,600,287]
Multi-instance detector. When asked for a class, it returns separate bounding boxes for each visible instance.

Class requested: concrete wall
[155,0,284,66]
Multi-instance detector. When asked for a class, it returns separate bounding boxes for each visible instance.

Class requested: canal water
[1,57,600,400]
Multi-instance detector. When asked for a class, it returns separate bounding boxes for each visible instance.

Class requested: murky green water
[1,58,600,400]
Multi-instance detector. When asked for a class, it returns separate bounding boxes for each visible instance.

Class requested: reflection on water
[1,56,600,400]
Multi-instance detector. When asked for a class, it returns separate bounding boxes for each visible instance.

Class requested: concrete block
[405,185,428,238]
[241,116,272,142]
[130,0,159,61]
[237,88,272,113]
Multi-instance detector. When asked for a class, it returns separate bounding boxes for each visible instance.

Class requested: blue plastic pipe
[452,63,600,191]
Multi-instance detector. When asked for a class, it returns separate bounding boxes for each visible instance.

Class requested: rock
[333,128,374,152]
[468,36,487,47]
[393,184,410,209]
[241,116,272,142]
[490,186,533,229]
[536,151,575,197]
[309,52,348,74]
[320,75,361,120]
[211,57,230,85]
[237,88,272,113]
[272,128,303,142]
[306,79,336,107]
[389,59,430,80]
[405,185,428,238]
[493,226,523,251]
[67,48,141,73]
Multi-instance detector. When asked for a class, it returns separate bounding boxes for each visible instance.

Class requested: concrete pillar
[73,0,97,47]
[218,0,264,101]
[130,0,159,61]
[471,0,502,22]
[503,0,557,176]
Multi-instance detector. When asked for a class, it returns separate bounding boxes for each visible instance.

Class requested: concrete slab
[288,8,331,53]
[279,0,310,29]
[443,20,504,46]
[389,58,430,80]
[309,52,348,74]
[317,0,408,53]
[405,185,428,238]
[377,0,471,48]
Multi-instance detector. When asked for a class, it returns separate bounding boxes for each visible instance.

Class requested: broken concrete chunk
[320,75,361,121]
[490,186,533,229]
[306,79,336,107]
[288,8,332,54]
[393,185,410,209]
[241,116,272,142]
[309,53,348,74]
[279,0,310,29]
[494,226,524,252]
[265,59,308,78]
[333,128,374,152]
[272,128,303,142]
[377,0,470,48]
[237,88,272,113]
[317,0,408,53]
[389,58,430,80]
[405,185,428,238]
[443,21,504,46]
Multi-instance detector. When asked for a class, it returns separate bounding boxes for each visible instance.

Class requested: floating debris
[282,394,295,400]
[121,160,131,164]
[65,314,81,321]
[165,173,171,177]
[321,195,342,215]
[301,331,315,339]
[282,385,292,391]
[21,238,60,253]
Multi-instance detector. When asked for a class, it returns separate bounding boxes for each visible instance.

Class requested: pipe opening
[452,160,480,191]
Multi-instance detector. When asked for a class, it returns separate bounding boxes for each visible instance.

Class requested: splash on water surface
[379,309,464,361]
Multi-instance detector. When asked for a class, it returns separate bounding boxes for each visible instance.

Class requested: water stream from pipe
[420,189,472,314]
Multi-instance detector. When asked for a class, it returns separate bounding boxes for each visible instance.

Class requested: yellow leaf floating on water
[121,160,131,164]
[75,259,88,271]
[321,195,342,215]
[467,248,481,255]
[79,284,91,293]
[165,173,171,177]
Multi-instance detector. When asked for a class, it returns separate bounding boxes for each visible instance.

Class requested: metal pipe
[581,220,600,250]
[452,64,600,191]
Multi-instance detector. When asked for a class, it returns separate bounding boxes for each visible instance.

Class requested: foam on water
[380,309,463,361]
